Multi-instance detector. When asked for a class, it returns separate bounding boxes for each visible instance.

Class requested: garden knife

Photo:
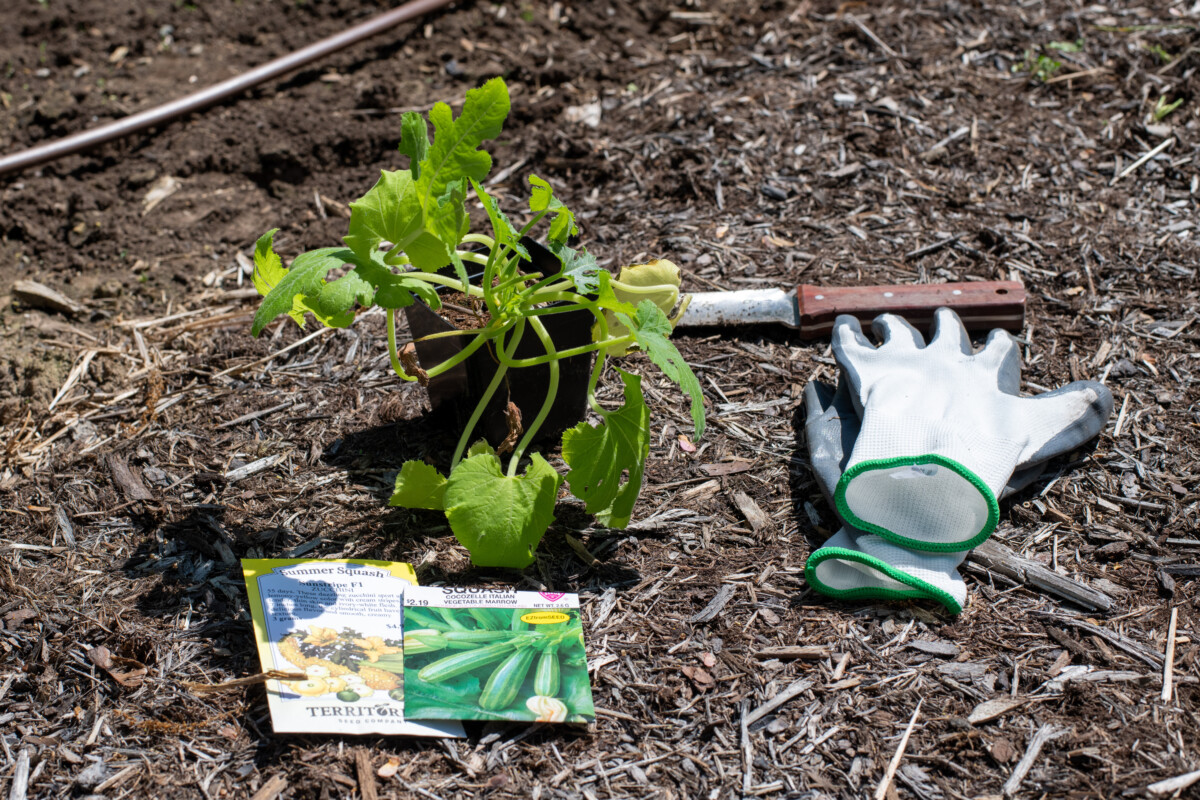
[678,281,1025,339]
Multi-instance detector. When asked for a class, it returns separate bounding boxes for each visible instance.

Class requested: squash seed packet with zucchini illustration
[242,559,464,737]
[403,587,595,723]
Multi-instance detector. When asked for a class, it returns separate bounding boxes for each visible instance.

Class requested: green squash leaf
[425,179,470,264]
[398,111,430,178]
[251,228,316,329]
[472,179,529,262]
[418,77,510,208]
[562,368,650,529]
[467,440,496,458]
[348,258,440,310]
[616,300,705,439]
[443,452,561,569]
[389,461,448,510]
[528,175,577,244]
[345,79,507,273]
[549,240,599,294]
[343,169,443,268]
[251,228,285,297]
[251,247,366,336]
[312,267,374,320]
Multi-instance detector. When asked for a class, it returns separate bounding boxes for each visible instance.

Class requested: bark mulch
[1,0,1199,797]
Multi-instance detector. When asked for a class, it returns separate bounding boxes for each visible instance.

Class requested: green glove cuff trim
[833,454,999,553]
[804,545,963,614]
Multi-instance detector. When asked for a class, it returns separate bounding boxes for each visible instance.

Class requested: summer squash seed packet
[242,559,463,737]
[403,587,595,723]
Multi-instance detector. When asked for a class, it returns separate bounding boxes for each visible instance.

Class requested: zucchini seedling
[248,77,703,568]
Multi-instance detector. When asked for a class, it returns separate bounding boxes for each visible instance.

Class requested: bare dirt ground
[2,0,1199,797]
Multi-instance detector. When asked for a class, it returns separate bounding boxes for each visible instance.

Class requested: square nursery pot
[403,238,595,447]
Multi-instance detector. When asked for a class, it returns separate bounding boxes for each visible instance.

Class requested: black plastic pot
[402,238,595,447]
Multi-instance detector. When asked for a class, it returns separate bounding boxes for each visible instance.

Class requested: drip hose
[0,0,455,178]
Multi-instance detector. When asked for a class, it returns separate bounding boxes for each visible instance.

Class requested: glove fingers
[802,379,837,428]
[803,379,861,509]
[831,314,875,364]
[1016,381,1114,465]
[871,313,926,349]
[929,307,974,356]
[978,329,1022,394]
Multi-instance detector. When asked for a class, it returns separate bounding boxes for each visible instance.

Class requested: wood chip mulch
[1,0,1198,797]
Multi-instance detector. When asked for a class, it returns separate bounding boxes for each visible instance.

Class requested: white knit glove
[831,308,1112,552]
[805,527,969,613]
[803,379,969,612]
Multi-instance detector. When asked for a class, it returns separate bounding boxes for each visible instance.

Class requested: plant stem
[522,302,593,318]
[495,335,634,368]
[414,272,486,297]
[609,278,679,301]
[517,209,548,241]
[450,319,526,469]
[518,272,568,297]
[493,271,542,296]
[424,323,511,379]
[507,315,558,477]
[385,250,486,268]
[585,349,610,417]
[461,233,495,249]
[521,290,597,307]
[415,327,493,342]
[481,250,506,317]
[386,309,418,382]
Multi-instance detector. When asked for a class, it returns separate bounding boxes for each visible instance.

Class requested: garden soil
[2,0,1199,798]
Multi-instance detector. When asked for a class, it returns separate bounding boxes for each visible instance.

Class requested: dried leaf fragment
[731,490,770,532]
[497,400,523,456]
[399,342,429,386]
[989,737,1016,763]
[681,665,714,687]
[87,646,148,688]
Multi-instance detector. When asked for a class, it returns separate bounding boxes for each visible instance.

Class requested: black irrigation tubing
[0,0,456,179]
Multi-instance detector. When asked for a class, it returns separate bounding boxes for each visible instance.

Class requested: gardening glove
[805,527,971,613]
[830,307,1113,552]
[802,379,970,613]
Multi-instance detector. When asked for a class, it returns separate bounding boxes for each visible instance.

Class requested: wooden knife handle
[795,281,1025,340]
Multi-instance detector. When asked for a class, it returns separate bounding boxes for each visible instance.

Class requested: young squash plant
[249,77,703,568]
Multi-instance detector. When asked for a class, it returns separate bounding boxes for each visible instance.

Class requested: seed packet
[402,587,595,723]
[242,559,463,737]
